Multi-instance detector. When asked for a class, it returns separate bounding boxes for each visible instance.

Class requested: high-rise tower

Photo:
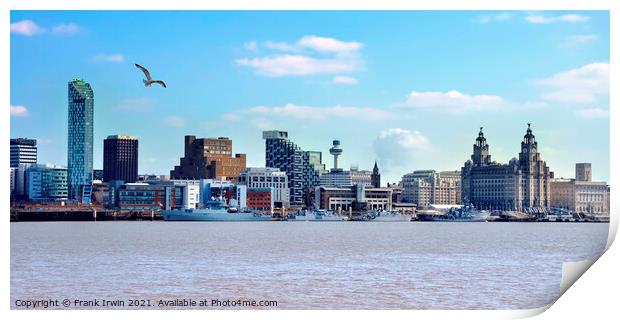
[329,140,343,171]
[104,135,139,183]
[67,78,94,204]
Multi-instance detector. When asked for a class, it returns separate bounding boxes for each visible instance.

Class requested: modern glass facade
[116,184,183,211]
[26,164,68,202]
[67,78,94,203]
[10,138,37,167]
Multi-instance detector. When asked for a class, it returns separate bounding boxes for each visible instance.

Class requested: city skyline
[10,11,610,184]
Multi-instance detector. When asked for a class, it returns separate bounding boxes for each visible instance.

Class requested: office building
[349,167,374,187]
[313,184,393,212]
[10,138,37,167]
[461,125,553,211]
[67,78,94,204]
[170,135,246,181]
[237,167,290,208]
[263,130,325,206]
[103,135,139,183]
[25,164,68,202]
[550,164,609,215]
[401,170,461,207]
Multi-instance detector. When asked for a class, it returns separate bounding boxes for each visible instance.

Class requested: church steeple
[371,160,381,188]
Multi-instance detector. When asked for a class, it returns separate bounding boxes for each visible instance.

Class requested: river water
[10,221,608,309]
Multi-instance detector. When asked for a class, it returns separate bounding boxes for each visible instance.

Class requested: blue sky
[10,11,610,183]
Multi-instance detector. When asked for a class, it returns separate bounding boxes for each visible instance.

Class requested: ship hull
[416,213,488,222]
[162,209,272,221]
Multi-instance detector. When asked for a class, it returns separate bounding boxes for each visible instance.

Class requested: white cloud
[536,62,609,104]
[117,97,154,111]
[236,55,361,77]
[238,35,363,77]
[524,14,590,24]
[10,105,29,117]
[404,90,505,112]
[297,35,362,54]
[243,41,257,51]
[165,116,186,128]
[52,23,81,34]
[10,20,46,36]
[246,103,393,121]
[372,128,431,170]
[264,41,298,52]
[94,53,125,63]
[564,34,597,47]
[332,76,358,85]
[476,12,513,24]
[575,108,609,119]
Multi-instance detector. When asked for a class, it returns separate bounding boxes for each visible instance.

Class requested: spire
[371,161,381,188]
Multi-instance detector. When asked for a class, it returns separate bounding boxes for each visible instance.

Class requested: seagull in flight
[135,64,167,88]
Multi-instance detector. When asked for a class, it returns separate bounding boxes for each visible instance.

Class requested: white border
[2,1,617,319]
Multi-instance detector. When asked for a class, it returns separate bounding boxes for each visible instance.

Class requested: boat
[162,200,272,221]
[368,210,412,222]
[416,205,489,222]
[285,209,349,221]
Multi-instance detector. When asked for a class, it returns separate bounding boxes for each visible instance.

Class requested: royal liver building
[461,124,552,211]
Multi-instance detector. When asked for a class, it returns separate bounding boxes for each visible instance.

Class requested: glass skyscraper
[67,78,94,204]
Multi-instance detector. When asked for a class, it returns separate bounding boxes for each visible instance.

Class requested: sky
[10,11,610,184]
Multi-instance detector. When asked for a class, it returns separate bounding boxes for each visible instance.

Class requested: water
[11,221,608,309]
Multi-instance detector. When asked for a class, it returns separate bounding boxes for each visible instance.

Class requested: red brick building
[246,188,272,211]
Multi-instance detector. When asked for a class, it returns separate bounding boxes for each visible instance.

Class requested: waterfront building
[91,180,109,206]
[237,167,290,208]
[103,135,139,183]
[170,135,246,182]
[115,183,182,211]
[10,138,37,167]
[387,182,403,204]
[550,164,609,215]
[313,184,393,212]
[13,163,34,198]
[67,78,94,204]
[25,164,68,202]
[461,125,552,211]
[246,188,272,211]
[263,130,325,206]
[401,170,461,208]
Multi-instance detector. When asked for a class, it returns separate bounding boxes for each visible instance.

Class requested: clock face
[522,148,526,153]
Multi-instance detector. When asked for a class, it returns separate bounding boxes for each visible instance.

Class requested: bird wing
[152,80,167,88]
[135,64,152,80]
